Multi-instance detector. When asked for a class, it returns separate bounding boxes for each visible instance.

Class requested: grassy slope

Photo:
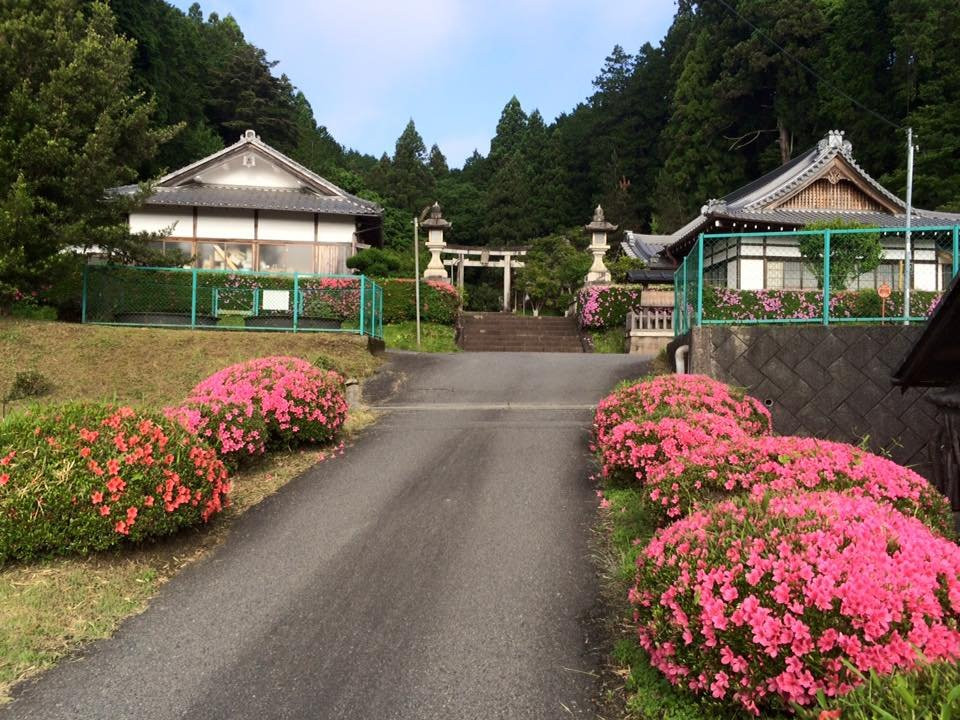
[0,319,379,411]
[0,319,381,700]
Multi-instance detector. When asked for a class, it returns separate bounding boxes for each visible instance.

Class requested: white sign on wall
[261,289,290,311]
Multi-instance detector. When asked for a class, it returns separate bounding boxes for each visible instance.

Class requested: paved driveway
[4,351,647,720]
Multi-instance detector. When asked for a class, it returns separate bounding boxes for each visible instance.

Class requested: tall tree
[387,120,434,214]
[0,0,176,298]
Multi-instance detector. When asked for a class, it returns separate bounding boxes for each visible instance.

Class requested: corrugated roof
[710,208,960,228]
[135,184,380,216]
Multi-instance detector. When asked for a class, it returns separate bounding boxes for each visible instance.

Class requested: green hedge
[702,287,942,322]
[380,279,461,325]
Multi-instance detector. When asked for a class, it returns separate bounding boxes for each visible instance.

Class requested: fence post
[190,269,198,329]
[293,272,299,333]
[822,230,831,326]
[81,263,89,324]
[953,225,959,279]
[696,233,704,327]
[359,275,366,337]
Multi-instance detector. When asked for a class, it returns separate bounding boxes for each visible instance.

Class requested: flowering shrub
[577,284,645,330]
[641,434,953,533]
[299,277,361,320]
[593,374,771,452]
[702,287,942,323]
[0,404,229,562]
[631,492,960,714]
[598,412,752,486]
[167,356,348,464]
[381,278,461,324]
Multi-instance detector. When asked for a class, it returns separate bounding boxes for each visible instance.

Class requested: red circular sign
[877,283,892,299]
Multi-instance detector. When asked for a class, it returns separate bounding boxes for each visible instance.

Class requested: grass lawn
[589,328,625,353]
[0,318,380,701]
[383,321,458,352]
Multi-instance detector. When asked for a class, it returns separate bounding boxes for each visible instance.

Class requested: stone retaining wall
[669,325,936,475]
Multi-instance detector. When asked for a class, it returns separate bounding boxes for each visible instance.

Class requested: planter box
[114,312,217,327]
[244,315,342,330]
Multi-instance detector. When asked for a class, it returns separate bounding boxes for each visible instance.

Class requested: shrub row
[593,374,959,715]
[0,404,229,563]
[703,286,942,322]
[380,278,461,325]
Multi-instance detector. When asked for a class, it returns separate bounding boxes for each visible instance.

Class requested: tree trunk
[778,119,792,165]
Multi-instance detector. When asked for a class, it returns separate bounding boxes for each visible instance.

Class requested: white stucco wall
[316,217,357,245]
[196,209,255,240]
[258,211,314,242]
[129,208,193,237]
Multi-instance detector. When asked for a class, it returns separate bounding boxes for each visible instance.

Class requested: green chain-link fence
[82,265,383,339]
[674,225,960,336]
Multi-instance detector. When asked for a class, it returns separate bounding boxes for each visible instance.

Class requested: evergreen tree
[0,0,176,297]
[382,120,435,215]
[428,144,449,177]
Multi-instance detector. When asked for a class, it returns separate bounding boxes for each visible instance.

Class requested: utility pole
[413,217,421,347]
[903,127,915,325]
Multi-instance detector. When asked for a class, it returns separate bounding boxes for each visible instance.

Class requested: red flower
[0,473,9,486]
[79,447,91,458]
[90,491,103,504]
[114,520,129,535]
[819,711,842,720]
[143,495,154,507]
[99,504,110,516]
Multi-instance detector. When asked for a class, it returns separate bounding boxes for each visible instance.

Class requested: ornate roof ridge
[741,130,905,212]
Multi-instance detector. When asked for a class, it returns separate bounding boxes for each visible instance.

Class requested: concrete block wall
[674,325,936,475]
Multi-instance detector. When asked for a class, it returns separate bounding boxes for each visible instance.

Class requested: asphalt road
[5,351,647,720]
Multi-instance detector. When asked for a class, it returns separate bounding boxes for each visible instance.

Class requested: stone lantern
[421,201,451,280]
[584,204,616,283]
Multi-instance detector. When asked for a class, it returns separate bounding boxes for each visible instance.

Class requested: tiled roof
[128,184,381,216]
[666,131,960,256]
[114,129,382,218]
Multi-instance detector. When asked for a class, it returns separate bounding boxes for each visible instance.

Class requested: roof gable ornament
[818,129,852,156]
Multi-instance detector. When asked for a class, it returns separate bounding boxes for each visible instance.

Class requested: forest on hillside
[1,0,958,305]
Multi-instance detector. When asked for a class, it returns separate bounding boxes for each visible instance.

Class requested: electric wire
[714,0,903,131]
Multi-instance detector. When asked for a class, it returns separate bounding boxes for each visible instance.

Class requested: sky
[169,0,678,168]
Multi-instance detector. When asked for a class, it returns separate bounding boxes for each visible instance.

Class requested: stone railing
[626,289,675,355]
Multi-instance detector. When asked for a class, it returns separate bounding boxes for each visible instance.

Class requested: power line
[714,0,903,131]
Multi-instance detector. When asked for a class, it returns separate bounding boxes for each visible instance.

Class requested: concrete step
[458,312,583,353]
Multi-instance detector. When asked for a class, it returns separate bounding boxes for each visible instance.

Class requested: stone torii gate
[442,247,526,311]
[419,202,527,311]
[420,202,616,311]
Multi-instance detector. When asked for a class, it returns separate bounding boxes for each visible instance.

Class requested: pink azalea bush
[577,284,644,330]
[167,356,348,464]
[641,434,953,534]
[598,412,751,486]
[593,374,771,452]
[631,491,960,714]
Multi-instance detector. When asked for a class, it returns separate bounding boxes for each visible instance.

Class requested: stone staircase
[460,313,584,353]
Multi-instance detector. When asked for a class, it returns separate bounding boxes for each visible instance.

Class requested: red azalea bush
[167,356,348,464]
[593,374,771,452]
[641,434,953,533]
[631,492,960,715]
[0,404,229,563]
[598,412,752,486]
